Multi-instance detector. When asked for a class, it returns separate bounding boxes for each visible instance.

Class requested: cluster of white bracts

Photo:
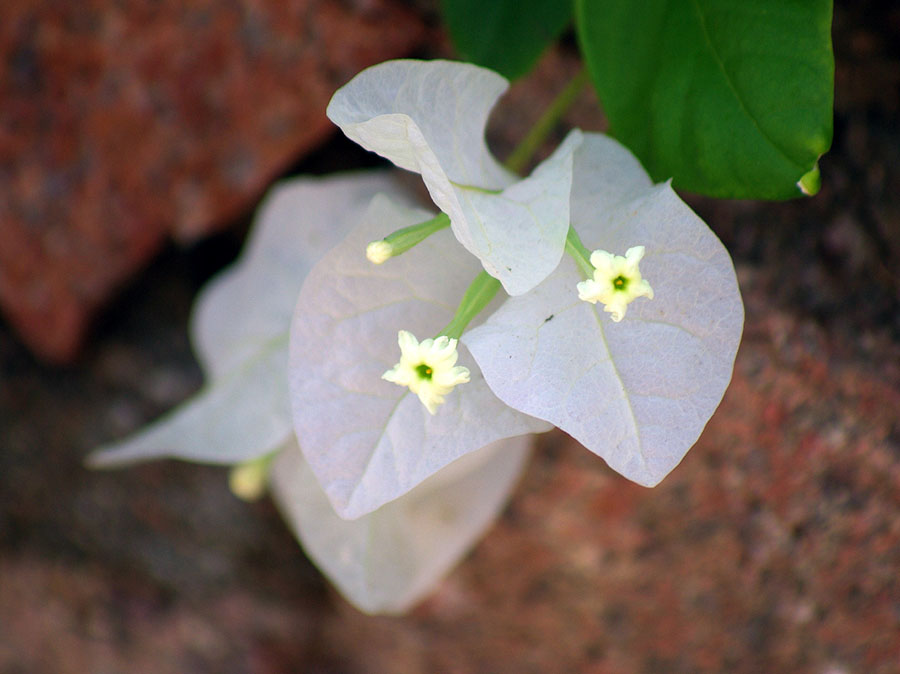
[90,61,744,615]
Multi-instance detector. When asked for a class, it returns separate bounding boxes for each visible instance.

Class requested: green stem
[565,226,594,280]
[440,271,501,339]
[504,68,589,175]
[369,213,451,262]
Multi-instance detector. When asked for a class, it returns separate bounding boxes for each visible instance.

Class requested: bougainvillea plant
[91,2,833,614]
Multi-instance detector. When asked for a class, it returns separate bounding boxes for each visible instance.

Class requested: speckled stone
[3,294,899,673]
[2,1,900,672]
[0,0,425,362]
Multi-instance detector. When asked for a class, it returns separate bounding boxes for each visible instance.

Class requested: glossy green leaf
[576,0,834,199]
[442,0,573,80]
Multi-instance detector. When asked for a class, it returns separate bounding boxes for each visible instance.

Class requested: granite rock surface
[1,1,899,671]
[0,0,425,361]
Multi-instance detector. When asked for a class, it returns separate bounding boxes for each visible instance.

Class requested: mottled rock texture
[1,0,899,672]
[0,0,425,362]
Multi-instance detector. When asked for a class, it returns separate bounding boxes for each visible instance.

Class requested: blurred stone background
[1,1,899,672]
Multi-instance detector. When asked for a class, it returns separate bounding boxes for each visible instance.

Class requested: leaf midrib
[688,0,808,171]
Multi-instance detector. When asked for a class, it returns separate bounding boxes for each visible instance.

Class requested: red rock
[0,0,426,362]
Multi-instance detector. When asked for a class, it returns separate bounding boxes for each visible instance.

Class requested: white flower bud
[366,240,393,264]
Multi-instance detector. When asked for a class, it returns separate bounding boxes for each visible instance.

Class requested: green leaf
[576,0,834,199]
[442,0,573,80]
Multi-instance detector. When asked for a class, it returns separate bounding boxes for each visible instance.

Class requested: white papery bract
[271,435,531,615]
[89,173,537,615]
[289,193,551,521]
[464,133,744,487]
[89,173,396,467]
[327,59,582,296]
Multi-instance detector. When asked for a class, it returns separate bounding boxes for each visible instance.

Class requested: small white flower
[576,246,654,321]
[366,239,392,264]
[382,330,470,414]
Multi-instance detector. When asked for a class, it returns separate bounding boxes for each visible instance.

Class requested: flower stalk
[565,226,595,279]
[440,271,502,340]
[366,212,451,263]
[504,68,589,175]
